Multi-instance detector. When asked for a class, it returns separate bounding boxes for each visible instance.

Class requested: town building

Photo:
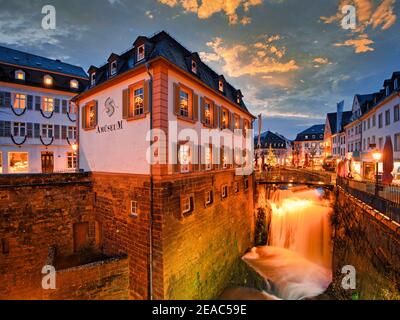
[355,72,400,182]
[293,124,325,168]
[255,131,292,166]
[0,46,88,174]
[74,31,256,299]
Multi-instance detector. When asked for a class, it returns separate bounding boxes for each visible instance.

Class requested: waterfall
[241,187,333,300]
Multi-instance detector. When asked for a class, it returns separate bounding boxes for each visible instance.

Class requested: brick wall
[330,188,400,300]
[160,171,255,299]
[44,256,129,300]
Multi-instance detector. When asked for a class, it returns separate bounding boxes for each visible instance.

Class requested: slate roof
[0,45,87,78]
[255,131,290,149]
[355,93,376,114]
[295,125,325,142]
[327,111,352,135]
[88,31,249,113]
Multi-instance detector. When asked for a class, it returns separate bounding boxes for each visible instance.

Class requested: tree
[265,145,277,169]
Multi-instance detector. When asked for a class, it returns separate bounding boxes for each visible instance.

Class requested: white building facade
[0,46,88,174]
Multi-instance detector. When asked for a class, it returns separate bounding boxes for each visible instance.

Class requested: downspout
[145,62,154,300]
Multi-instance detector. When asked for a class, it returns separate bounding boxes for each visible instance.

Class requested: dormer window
[386,86,390,96]
[137,44,145,61]
[395,79,399,90]
[191,60,197,74]
[44,75,53,86]
[218,80,224,92]
[110,60,117,76]
[70,79,79,89]
[15,70,25,81]
[90,73,96,86]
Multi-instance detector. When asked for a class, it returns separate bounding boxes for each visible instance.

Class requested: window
[191,60,197,73]
[204,102,212,125]
[305,135,309,140]
[205,145,212,171]
[70,79,79,89]
[130,200,138,216]
[378,113,383,128]
[385,110,391,126]
[179,90,190,118]
[367,118,370,129]
[110,61,117,76]
[43,97,54,112]
[87,103,97,128]
[134,87,144,116]
[90,73,96,86]
[14,94,26,109]
[179,144,190,173]
[395,133,400,152]
[1,239,9,255]
[234,182,239,193]
[181,195,194,216]
[218,80,224,92]
[42,124,53,138]
[15,70,25,81]
[0,152,2,174]
[69,102,77,115]
[394,105,399,122]
[244,178,249,191]
[372,114,376,127]
[395,79,399,90]
[13,122,26,137]
[44,75,53,86]
[205,190,213,206]
[221,109,228,129]
[8,152,28,173]
[137,44,145,61]
[67,152,77,169]
[68,126,77,139]
[222,185,228,199]
[379,137,383,150]
[386,86,390,96]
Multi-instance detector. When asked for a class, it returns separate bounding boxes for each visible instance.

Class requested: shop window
[8,152,29,173]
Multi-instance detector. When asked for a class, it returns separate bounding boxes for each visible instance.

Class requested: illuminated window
[205,145,212,171]
[67,152,77,169]
[191,60,197,73]
[43,97,54,112]
[221,110,228,129]
[134,87,144,116]
[88,104,96,127]
[14,94,26,109]
[15,70,25,81]
[179,144,190,173]
[42,124,53,138]
[219,80,224,92]
[13,122,26,137]
[8,152,29,173]
[234,116,240,129]
[69,102,77,115]
[90,73,96,86]
[205,190,213,206]
[204,102,212,125]
[181,195,194,215]
[110,61,117,76]
[44,75,53,86]
[70,80,79,89]
[137,45,145,61]
[130,201,138,216]
[179,90,189,118]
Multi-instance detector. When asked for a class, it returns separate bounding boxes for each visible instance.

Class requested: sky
[0,0,399,139]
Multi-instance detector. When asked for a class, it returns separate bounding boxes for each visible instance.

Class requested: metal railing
[337,177,400,225]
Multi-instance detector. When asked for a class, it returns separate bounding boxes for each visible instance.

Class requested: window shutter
[174,83,180,115]
[4,92,11,108]
[220,107,224,129]
[229,111,234,131]
[239,117,244,130]
[35,96,41,111]
[54,99,60,113]
[27,95,33,110]
[214,105,219,128]
[122,89,130,119]
[144,80,150,114]
[174,144,180,173]
[54,125,60,139]
[94,100,98,127]
[34,123,40,138]
[62,100,68,114]
[193,93,198,121]
[81,105,87,129]
[62,126,67,139]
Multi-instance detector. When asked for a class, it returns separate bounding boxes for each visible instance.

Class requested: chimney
[336,101,344,133]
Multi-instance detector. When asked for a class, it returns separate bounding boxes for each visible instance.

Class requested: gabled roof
[88,31,249,113]
[0,45,87,78]
[327,111,352,135]
[295,125,325,141]
[255,131,290,149]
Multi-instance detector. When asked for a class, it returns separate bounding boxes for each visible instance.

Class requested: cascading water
[222,186,333,300]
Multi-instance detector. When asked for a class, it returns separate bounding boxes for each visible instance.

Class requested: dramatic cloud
[321,0,397,53]
[200,36,298,78]
[158,0,263,24]
[313,57,330,65]
[334,34,375,53]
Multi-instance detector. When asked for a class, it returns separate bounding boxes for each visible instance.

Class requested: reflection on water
[222,187,333,300]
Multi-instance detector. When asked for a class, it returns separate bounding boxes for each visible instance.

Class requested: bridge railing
[255,167,333,185]
[337,177,400,225]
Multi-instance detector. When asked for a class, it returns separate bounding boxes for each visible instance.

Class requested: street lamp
[372,150,382,196]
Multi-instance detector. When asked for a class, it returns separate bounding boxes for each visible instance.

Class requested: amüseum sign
[97,121,123,134]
